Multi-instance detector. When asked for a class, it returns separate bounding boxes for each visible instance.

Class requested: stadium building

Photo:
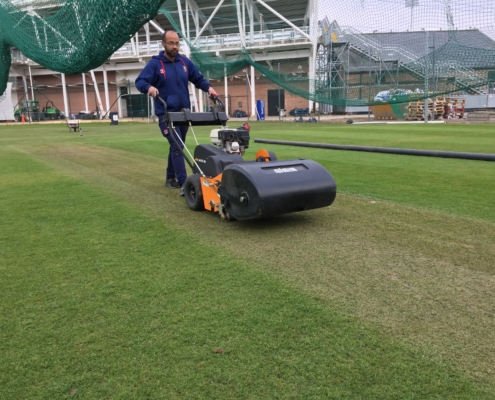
[6,0,319,120]
[4,0,495,121]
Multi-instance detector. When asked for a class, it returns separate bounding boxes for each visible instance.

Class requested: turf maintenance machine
[157,96,336,221]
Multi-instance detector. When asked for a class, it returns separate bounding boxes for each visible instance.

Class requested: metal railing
[190,27,311,51]
[11,26,313,64]
[334,25,485,92]
[10,49,30,64]
[340,26,419,65]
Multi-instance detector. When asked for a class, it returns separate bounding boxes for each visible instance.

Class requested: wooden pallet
[406,97,465,120]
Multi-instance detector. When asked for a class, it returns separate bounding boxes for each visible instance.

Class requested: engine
[210,123,250,155]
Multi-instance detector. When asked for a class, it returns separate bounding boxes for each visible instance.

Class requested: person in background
[135,29,218,196]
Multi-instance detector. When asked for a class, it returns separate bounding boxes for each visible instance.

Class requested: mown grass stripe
[0,132,492,398]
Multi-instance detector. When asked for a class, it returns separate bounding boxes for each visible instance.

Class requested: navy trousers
[158,118,189,186]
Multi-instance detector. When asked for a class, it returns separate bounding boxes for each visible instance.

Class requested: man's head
[162,30,180,60]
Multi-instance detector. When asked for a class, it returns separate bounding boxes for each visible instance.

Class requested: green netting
[3,0,495,106]
[160,0,495,106]
[0,0,165,94]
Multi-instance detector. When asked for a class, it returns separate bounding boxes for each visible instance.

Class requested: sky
[320,0,495,35]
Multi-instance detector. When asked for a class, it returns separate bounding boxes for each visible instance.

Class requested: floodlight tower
[405,0,419,31]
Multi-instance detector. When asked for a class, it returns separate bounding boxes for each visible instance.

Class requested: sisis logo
[274,167,297,174]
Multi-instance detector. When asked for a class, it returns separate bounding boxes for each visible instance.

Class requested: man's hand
[208,87,219,98]
[148,86,159,98]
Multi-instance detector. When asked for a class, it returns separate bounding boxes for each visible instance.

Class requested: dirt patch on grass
[25,143,495,385]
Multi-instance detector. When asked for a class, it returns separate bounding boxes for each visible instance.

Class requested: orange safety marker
[21,114,25,123]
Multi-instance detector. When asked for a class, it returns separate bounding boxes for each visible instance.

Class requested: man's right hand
[148,86,159,98]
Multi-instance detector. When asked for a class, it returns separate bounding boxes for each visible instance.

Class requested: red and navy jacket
[135,51,211,116]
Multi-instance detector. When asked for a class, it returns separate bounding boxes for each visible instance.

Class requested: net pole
[278,62,281,121]
[368,45,371,121]
[424,31,429,124]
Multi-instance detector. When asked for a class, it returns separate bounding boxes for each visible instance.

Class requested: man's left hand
[208,87,219,98]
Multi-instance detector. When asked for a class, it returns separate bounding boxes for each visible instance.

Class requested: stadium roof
[154,0,311,37]
[8,0,311,38]
[368,30,495,69]
[335,29,495,70]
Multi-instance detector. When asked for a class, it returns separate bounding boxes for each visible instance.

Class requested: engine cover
[193,144,243,177]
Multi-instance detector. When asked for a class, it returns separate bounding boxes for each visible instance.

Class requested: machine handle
[155,95,168,121]
[210,95,225,111]
[154,95,198,172]
[158,93,224,116]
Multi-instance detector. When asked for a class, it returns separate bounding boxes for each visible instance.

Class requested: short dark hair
[162,30,178,41]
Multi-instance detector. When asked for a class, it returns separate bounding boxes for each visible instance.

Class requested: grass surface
[1,121,495,398]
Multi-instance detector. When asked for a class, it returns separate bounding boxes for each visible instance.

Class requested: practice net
[0,0,164,94]
[161,0,495,107]
[2,0,495,107]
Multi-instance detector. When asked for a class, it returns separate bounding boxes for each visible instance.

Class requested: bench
[66,119,80,132]
[294,108,310,117]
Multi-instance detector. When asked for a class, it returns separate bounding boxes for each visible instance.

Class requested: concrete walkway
[1,113,470,126]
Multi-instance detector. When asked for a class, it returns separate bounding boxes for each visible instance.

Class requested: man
[135,30,218,195]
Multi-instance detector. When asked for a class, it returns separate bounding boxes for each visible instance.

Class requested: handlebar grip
[210,95,225,111]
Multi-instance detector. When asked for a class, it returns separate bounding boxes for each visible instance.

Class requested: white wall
[0,83,15,120]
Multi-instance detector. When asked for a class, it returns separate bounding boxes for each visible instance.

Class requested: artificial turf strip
[0,147,490,398]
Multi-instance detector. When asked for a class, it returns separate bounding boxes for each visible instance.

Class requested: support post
[117,84,122,118]
[28,65,35,101]
[103,65,110,114]
[90,70,104,119]
[424,30,429,124]
[235,0,247,47]
[177,0,186,36]
[198,88,203,111]
[278,62,281,121]
[61,73,69,118]
[82,73,89,112]
[250,65,256,118]
[224,65,229,116]
[22,75,29,101]
[186,1,190,41]
[308,0,318,111]
[145,23,151,54]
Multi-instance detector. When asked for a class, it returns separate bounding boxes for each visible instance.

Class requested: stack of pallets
[406,97,466,120]
[406,98,441,120]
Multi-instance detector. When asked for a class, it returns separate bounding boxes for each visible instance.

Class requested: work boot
[165,178,180,189]
[178,185,185,196]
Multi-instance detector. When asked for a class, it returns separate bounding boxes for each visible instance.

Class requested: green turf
[44,120,495,222]
[1,121,495,398]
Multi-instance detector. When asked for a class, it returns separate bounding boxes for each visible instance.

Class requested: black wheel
[255,150,277,162]
[267,151,277,161]
[184,175,204,211]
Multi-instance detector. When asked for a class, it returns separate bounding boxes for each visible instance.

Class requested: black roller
[218,159,336,220]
